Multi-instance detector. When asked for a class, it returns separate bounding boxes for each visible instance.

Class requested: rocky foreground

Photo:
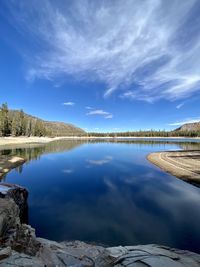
[0,184,200,266]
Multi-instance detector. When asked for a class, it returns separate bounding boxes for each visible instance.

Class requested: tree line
[88,129,200,138]
[0,103,49,137]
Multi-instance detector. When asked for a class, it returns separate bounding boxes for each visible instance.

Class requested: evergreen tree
[19,110,26,136]
[0,103,11,136]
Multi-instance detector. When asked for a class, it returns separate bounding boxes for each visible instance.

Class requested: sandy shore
[0,136,72,146]
[0,136,200,147]
[147,150,200,184]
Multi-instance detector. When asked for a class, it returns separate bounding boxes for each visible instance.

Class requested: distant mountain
[175,121,200,132]
[42,120,85,136]
[9,110,86,137]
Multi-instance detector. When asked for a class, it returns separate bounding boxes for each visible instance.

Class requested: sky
[0,0,200,132]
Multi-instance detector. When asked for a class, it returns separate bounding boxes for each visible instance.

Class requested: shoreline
[147,150,200,184]
[0,156,26,179]
[0,136,70,147]
[0,135,199,147]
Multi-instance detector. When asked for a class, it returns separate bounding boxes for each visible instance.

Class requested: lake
[1,139,200,253]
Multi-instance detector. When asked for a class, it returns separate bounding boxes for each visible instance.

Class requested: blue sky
[0,0,200,132]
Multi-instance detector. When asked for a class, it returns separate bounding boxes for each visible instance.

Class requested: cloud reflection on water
[86,156,113,166]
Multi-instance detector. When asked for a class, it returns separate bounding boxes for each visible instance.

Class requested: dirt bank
[0,136,72,146]
[147,150,200,184]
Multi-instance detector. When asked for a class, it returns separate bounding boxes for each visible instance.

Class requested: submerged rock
[0,156,25,179]
[1,183,200,266]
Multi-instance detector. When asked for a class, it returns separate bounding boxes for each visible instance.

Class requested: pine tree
[18,110,26,136]
[0,103,11,136]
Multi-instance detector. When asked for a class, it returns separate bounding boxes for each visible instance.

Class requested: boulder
[0,198,19,240]
[0,183,40,256]
[0,183,28,223]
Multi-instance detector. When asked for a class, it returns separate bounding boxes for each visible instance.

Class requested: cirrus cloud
[169,117,200,126]
[4,0,200,102]
[176,103,184,109]
[86,109,113,119]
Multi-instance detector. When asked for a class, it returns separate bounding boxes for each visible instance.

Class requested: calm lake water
[1,139,200,253]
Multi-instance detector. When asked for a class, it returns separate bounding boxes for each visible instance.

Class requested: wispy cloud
[120,91,154,103]
[5,0,200,101]
[87,156,113,166]
[85,106,93,110]
[63,102,75,106]
[86,109,113,119]
[176,103,184,109]
[62,169,73,174]
[169,117,200,126]
[104,114,113,119]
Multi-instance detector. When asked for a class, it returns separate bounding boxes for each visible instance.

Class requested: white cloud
[176,103,184,109]
[120,91,154,103]
[6,0,200,102]
[62,169,73,174]
[87,110,108,116]
[85,106,93,110]
[86,109,113,119]
[87,156,113,166]
[104,114,113,119]
[169,117,200,126]
[63,102,75,106]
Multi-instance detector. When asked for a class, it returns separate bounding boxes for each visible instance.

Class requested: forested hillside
[0,103,85,137]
